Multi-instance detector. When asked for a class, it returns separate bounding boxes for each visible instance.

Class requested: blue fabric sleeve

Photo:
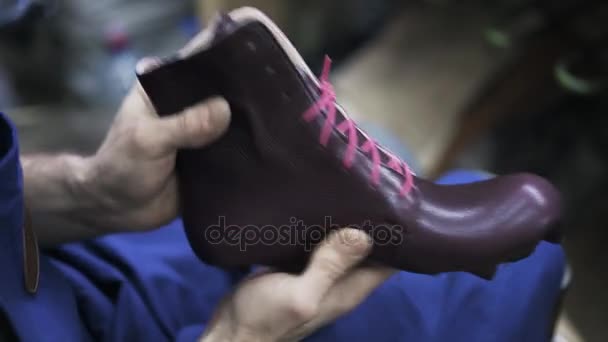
[0,112,92,341]
[174,324,206,342]
[48,221,244,341]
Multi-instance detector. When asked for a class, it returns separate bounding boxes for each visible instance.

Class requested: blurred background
[1,0,607,340]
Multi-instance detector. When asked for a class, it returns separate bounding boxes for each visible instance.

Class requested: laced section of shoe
[302,56,415,196]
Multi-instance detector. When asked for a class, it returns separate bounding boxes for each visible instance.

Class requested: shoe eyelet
[246,41,257,52]
[281,91,291,102]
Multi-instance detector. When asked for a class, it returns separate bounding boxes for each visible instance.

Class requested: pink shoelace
[302,56,414,196]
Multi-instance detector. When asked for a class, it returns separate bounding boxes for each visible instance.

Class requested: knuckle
[197,107,214,133]
[319,247,351,271]
[175,112,196,148]
[177,111,190,137]
[314,254,344,278]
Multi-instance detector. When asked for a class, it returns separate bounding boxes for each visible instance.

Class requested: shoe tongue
[297,67,392,160]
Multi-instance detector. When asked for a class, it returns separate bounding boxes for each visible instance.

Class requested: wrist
[22,153,106,224]
[65,154,97,205]
[61,154,101,214]
[64,155,119,229]
[22,154,90,210]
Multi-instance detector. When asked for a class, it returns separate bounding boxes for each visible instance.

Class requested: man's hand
[200,229,396,342]
[22,58,231,244]
[86,58,230,230]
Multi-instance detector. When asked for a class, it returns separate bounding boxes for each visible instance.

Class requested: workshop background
[1,1,607,341]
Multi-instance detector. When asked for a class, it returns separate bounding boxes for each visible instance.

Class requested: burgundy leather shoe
[137,8,561,279]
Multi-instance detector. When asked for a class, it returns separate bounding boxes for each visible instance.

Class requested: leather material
[22,205,39,294]
[137,13,561,278]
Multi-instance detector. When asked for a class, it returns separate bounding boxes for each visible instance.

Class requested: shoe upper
[138,11,561,278]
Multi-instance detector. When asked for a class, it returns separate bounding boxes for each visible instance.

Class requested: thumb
[156,97,231,150]
[299,228,373,302]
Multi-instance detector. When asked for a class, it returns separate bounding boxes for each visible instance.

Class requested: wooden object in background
[196,0,288,28]
[333,4,508,175]
[430,33,567,178]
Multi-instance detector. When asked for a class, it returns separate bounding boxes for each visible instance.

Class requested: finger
[136,57,162,74]
[155,97,231,150]
[311,265,396,324]
[299,228,373,302]
[179,13,223,57]
[118,59,163,120]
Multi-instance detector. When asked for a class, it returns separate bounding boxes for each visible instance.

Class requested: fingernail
[136,57,162,74]
[207,97,230,116]
[204,97,231,130]
[337,228,372,255]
